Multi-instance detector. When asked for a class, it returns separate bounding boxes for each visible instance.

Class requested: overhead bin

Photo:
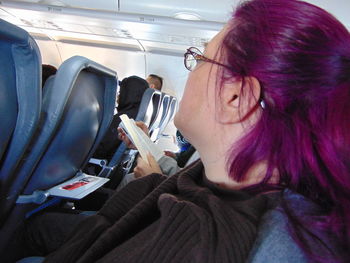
[119,0,234,23]
[4,0,350,27]
[5,0,119,12]
[10,0,233,23]
[0,0,225,53]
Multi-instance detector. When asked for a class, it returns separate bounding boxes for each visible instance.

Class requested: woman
[93,75,149,161]
[42,0,349,262]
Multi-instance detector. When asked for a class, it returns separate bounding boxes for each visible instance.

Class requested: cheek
[174,94,192,132]
[174,76,199,133]
[174,66,216,142]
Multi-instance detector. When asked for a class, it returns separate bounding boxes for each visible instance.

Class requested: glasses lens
[185,52,197,71]
[187,55,197,71]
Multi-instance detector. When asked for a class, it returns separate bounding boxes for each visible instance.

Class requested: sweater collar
[176,160,257,201]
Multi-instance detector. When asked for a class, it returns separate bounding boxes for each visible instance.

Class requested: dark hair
[220,0,350,261]
[147,74,163,91]
[118,75,149,111]
[42,64,57,88]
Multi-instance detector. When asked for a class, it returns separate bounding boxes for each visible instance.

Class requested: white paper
[119,114,164,163]
[48,174,109,199]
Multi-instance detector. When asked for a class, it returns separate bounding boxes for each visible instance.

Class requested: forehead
[204,24,230,56]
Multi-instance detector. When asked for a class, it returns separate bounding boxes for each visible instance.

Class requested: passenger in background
[41,64,57,88]
[164,130,197,168]
[115,126,198,191]
[146,73,163,91]
[92,75,148,162]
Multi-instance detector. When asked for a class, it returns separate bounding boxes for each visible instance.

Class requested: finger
[137,156,149,168]
[118,133,125,141]
[117,127,125,136]
[146,153,157,166]
[146,153,161,173]
[135,156,153,178]
[164,151,176,158]
[134,158,145,177]
[133,166,141,178]
[117,130,127,141]
[136,156,144,164]
[117,129,124,140]
[136,121,149,135]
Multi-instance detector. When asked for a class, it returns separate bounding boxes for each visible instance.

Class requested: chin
[174,112,185,133]
[173,111,180,128]
[174,114,192,142]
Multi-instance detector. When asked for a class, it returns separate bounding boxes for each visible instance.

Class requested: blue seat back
[20,56,116,194]
[0,18,41,210]
[141,89,162,128]
[134,88,158,122]
[0,56,117,253]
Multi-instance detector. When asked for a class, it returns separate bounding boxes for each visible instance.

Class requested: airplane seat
[0,19,41,214]
[149,93,178,141]
[0,18,42,173]
[140,89,162,128]
[147,94,166,141]
[42,74,55,97]
[157,96,177,138]
[0,56,118,257]
[145,90,162,138]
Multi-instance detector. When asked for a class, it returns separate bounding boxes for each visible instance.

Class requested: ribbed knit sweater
[44,161,274,263]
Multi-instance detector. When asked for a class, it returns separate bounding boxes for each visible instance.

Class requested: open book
[119,114,164,164]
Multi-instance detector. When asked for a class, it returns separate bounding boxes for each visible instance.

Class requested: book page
[119,114,164,163]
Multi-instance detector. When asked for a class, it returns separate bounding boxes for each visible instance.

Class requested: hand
[134,153,162,178]
[117,127,135,149]
[164,150,176,159]
[117,121,150,149]
[135,121,150,135]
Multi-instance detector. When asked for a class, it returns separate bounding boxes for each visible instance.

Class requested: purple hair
[219,0,350,261]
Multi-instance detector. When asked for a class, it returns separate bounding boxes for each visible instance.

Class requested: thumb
[147,153,158,167]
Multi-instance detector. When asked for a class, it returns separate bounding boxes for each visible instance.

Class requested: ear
[217,76,261,124]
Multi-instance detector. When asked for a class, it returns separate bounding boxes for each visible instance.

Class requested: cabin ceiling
[0,0,349,56]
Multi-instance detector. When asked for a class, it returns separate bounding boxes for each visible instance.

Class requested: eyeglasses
[184,47,266,109]
[184,47,230,71]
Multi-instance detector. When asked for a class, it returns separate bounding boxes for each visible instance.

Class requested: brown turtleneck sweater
[44,161,273,263]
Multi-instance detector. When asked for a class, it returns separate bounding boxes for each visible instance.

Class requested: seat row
[0,18,177,256]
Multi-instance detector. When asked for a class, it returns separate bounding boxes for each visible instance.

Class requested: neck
[202,158,239,189]
[192,110,272,190]
[200,150,276,190]
[198,143,239,189]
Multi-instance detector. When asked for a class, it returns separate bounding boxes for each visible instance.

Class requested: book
[119,114,164,164]
[47,173,109,199]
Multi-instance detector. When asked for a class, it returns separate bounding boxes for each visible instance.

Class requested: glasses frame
[184,46,230,71]
[184,47,266,109]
